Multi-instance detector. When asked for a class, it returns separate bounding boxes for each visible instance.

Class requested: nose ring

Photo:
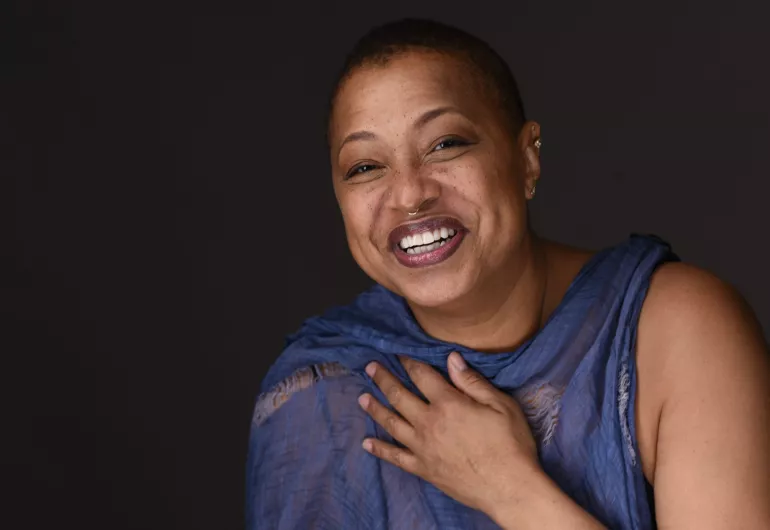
[407,200,425,216]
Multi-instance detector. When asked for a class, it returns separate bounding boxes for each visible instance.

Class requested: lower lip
[393,230,466,268]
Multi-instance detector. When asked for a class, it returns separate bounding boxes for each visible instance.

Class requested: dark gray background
[6,1,769,529]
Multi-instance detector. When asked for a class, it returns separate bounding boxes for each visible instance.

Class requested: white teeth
[398,225,460,253]
[410,242,439,255]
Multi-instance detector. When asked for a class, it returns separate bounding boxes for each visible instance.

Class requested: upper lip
[387,216,467,249]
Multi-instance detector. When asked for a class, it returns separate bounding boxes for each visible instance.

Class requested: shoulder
[638,261,766,361]
[246,366,380,529]
[252,363,367,430]
[247,366,370,504]
[644,261,752,319]
[637,260,768,401]
[634,261,770,483]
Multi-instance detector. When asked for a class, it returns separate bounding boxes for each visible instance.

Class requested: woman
[246,19,770,529]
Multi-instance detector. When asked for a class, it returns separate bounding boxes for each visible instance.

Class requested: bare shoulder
[641,261,765,342]
[636,260,768,416]
[634,261,770,527]
[637,261,768,383]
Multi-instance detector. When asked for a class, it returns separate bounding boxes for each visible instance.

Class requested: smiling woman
[246,19,770,530]
[328,44,537,313]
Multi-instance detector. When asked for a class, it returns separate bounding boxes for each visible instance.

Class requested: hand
[357,352,541,521]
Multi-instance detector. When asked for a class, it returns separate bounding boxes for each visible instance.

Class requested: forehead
[330,51,497,141]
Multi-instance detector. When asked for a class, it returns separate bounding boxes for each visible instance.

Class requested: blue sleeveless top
[246,234,677,529]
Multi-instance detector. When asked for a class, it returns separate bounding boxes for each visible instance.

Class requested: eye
[344,163,379,181]
[433,137,468,151]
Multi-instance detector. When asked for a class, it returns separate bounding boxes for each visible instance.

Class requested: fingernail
[362,439,373,452]
[365,362,377,377]
[450,352,467,372]
[358,394,370,409]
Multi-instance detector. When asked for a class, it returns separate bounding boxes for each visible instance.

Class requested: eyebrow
[336,106,461,157]
[337,130,378,155]
[413,106,458,129]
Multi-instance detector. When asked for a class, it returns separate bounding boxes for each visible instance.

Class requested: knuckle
[465,373,481,384]
[385,385,401,404]
[385,413,398,433]
[465,374,486,389]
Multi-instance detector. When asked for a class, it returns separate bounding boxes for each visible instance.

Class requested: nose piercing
[407,200,425,216]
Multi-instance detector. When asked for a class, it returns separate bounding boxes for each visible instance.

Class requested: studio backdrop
[7,2,769,529]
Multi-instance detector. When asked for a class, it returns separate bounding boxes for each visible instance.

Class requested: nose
[387,166,441,216]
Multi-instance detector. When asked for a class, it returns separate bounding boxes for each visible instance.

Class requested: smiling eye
[433,137,467,151]
[345,164,378,180]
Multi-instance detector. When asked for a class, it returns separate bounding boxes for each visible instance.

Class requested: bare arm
[638,263,770,529]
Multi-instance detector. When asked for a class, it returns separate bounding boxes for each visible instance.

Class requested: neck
[409,232,549,353]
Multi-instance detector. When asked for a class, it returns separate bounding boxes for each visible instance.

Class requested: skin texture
[330,50,563,353]
[329,50,770,529]
[635,263,770,529]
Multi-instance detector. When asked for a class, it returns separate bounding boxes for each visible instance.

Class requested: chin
[354,236,481,308]
[390,273,474,309]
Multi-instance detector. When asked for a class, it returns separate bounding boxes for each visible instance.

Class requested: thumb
[447,352,500,406]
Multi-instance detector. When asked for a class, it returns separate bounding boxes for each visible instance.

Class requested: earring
[530,183,537,197]
[531,124,542,149]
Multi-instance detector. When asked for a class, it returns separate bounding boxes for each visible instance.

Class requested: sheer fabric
[246,235,676,529]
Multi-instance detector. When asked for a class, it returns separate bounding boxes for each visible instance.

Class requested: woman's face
[329,51,538,308]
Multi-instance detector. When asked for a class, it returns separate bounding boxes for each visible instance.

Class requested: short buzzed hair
[327,18,527,143]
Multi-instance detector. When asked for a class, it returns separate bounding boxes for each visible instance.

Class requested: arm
[638,263,770,529]
[487,472,607,530]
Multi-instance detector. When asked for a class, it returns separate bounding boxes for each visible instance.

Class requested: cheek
[448,158,518,206]
[338,189,380,246]
[481,156,525,208]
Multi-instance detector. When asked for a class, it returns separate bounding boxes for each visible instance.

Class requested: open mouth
[398,227,458,255]
[388,217,466,268]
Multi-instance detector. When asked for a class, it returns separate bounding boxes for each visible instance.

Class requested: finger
[362,437,422,476]
[358,393,418,447]
[447,352,505,407]
[366,362,428,422]
[399,356,455,403]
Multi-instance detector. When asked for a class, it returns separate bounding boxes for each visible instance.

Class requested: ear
[518,121,542,199]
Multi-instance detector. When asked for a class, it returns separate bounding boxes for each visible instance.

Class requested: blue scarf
[247,234,676,529]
